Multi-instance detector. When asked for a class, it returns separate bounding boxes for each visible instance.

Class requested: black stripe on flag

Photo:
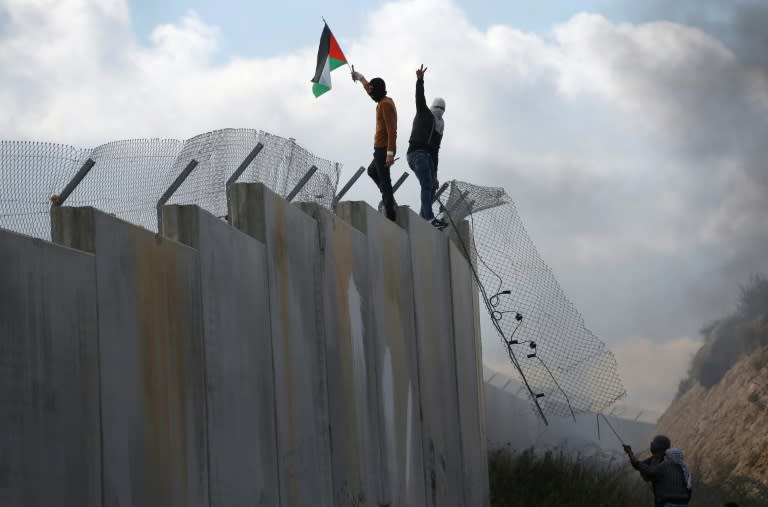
[312,24,331,84]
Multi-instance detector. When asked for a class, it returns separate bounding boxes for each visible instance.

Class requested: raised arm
[625,445,662,481]
[415,64,429,112]
[351,66,370,92]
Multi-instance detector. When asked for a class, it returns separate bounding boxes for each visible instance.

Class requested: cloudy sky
[2,0,766,415]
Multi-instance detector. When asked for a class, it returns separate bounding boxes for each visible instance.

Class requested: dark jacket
[636,457,691,504]
[407,78,442,156]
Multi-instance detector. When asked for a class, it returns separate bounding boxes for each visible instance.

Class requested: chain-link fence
[0,128,340,239]
[437,180,626,421]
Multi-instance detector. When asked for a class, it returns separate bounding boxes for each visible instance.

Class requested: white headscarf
[431,97,445,135]
[666,448,692,490]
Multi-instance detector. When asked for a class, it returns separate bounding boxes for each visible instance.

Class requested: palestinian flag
[311,22,348,97]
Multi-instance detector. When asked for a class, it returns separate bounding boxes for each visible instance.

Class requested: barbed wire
[437,180,626,420]
[0,128,340,239]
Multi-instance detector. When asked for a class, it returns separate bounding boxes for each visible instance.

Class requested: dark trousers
[367,147,396,220]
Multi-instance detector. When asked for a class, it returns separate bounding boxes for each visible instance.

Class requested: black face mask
[368,77,387,102]
[650,435,671,456]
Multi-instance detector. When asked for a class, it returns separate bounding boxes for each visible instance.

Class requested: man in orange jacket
[352,68,398,221]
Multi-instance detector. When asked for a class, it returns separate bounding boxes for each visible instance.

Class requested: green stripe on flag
[312,82,330,97]
[329,57,346,71]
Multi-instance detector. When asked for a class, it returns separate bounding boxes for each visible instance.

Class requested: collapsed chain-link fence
[437,180,626,421]
[0,128,340,240]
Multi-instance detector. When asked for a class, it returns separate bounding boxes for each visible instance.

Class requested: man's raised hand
[416,64,428,80]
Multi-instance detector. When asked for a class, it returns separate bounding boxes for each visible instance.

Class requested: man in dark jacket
[406,64,446,228]
[624,436,691,507]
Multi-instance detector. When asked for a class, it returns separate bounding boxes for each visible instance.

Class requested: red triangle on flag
[329,34,347,63]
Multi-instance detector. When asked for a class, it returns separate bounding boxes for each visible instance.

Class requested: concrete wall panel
[449,240,490,506]
[229,184,333,507]
[162,205,279,507]
[0,228,101,507]
[336,202,426,507]
[397,208,465,507]
[300,203,381,506]
[52,208,208,507]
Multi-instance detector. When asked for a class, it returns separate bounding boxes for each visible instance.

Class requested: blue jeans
[407,150,435,220]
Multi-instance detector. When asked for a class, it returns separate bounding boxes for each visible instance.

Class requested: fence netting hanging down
[436,180,626,421]
[0,128,340,240]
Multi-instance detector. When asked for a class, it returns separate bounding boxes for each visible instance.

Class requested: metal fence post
[432,181,449,203]
[332,166,366,211]
[156,159,198,234]
[286,165,318,202]
[50,159,96,207]
[226,142,264,189]
[391,171,409,194]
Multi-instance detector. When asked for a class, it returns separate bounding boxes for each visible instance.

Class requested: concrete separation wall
[228,183,333,507]
[162,205,279,507]
[4,191,488,507]
[51,208,209,507]
[336,202,427,507]
[300,203,382,507]
[0,228,101,507]
[449,239,490,506]
[397,207,466,507]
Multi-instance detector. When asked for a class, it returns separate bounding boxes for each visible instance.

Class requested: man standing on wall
[351,67,398,221]
[406,64,447,228]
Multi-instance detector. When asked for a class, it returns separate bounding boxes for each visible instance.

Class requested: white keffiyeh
[431,97,445,135]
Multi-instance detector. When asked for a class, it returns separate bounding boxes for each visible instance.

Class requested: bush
[677,274,768,395]
[488,446,652,506]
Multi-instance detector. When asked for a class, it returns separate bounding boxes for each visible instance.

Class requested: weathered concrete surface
[448,239,490,506]
[336,202,427,507]
[397,207,466,507]
[300,203,382,507]
[229,184,333,507]
[162,205,279,507]
[52,207,209,507]
[0,228,101,507]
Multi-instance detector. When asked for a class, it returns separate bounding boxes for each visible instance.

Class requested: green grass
[488,446,768,507]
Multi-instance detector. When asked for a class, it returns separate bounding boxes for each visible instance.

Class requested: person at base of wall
[624,438,692,507]
[351,67,398,221]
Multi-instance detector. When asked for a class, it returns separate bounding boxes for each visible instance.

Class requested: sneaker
[431,217,448,229]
